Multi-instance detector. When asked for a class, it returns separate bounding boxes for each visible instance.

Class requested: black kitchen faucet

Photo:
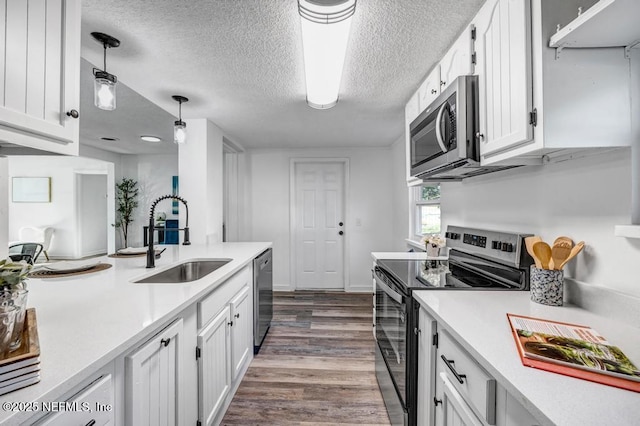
[147,195,191,268]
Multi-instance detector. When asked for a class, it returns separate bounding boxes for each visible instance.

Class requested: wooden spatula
[551,242,572,270]
[533,241,552,270]
[525,236,542,268]
[558,241,585,269]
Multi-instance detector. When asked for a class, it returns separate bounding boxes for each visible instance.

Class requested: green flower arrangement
[0,258,32,289]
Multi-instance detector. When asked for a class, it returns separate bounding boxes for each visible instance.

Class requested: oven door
[375,268,408,407]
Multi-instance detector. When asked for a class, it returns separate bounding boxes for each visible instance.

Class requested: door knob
[339,231,344,236]
[339,222,344,227]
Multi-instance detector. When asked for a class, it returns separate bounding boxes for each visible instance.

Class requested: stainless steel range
[374,225,534,425]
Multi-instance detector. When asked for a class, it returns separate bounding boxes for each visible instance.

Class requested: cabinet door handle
[431,89,437,94]
[234,313,240,319]
[66,109,79,119]
[414,327,421,335]
[433,397,442,406]
[85,420,96,426]
[476,132,485,140]
[441,355,466,384]
[160,338,171,347]
[228,320,234,327]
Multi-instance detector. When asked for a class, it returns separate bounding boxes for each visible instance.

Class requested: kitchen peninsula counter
[414,290,640,426]
[0,242,271,425]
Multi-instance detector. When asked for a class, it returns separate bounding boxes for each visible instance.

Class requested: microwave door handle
[435,103,449,153]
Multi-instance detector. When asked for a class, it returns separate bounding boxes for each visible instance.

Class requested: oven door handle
[375,275,404,304]
[449,258,514,289]
[435,102,449,153]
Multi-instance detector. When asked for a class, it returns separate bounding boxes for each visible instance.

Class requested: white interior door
[77,174,108,257]
[293,162,345,290]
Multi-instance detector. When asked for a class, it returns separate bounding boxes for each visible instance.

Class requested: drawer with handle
[438,330,496,425]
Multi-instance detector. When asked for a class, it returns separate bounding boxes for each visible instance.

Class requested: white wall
[8,156,114,258]
[390,135,410,251]
[78,174,108,257]
[121,154,179,247]
[440,148,640,298]
[179,119,224,245]
[247,147,396,291]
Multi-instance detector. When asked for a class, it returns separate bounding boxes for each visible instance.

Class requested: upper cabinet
[474,0,534,161]
[0,0,81,155]
[549,0,640,51]
[404,0,637,176]
[477,0,634,165]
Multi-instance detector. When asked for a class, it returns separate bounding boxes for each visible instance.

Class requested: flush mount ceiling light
[172,95,189,144]
[91,32,120,111]
[140,136,162,143]
[298,0,356,109]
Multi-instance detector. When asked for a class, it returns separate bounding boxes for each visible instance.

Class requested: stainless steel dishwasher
[253,248,272,354]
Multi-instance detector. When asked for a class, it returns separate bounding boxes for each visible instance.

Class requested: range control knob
[450,233,460,240]
[506,243,514,252]
[492,241,501,250]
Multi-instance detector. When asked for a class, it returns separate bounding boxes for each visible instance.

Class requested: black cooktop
[377,251,527,292]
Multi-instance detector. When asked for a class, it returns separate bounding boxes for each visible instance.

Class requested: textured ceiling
[80,0,485,150]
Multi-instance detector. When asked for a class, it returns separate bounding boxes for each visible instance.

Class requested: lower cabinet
[197,306,232,426]
[418,306,540,426]
[230,286,252,381]
[125,318,184,426]
[196,266,253,425]
[34,370,115,426]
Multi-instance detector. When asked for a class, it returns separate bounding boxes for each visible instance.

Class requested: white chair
[18,227,54,261]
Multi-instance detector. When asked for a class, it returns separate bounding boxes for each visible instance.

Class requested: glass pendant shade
[94,76,116,111]
[299,0,356,109]
[174,120,187,145]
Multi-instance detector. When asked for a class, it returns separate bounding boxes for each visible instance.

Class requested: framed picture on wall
[12,177,51,203]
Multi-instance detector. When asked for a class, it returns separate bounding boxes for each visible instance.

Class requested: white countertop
[0,242,271,424]
[413,290,640,426]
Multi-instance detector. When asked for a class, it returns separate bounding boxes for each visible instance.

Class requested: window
[413,184,441,237]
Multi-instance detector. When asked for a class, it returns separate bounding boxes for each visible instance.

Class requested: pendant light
[91,32,120,111]
[298,0,357,109]
[172,95,189,144]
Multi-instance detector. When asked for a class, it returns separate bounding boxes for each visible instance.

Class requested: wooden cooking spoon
[553,236,574,248]
[558,241,585,269]
[533,241,552,270]
[524,236,543,268]
[551,242,572,270]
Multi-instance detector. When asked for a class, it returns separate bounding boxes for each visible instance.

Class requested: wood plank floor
[221,291,391,425]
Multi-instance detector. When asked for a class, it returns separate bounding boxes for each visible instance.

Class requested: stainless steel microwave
[409,75,516,181]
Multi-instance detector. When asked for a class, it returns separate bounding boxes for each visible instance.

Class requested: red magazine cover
[507,313,640,393]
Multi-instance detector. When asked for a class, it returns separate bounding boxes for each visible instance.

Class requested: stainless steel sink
[134,259,232,283]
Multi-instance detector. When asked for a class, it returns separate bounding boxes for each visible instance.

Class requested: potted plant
[0,259,31,352]
[421,234,446,257]
[114,178,139,249]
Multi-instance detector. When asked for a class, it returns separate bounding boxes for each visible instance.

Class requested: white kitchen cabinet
[476,0,633,165]
[440,25,475,92]
[196,265,254,425]
[197,306,231,426]
[474,0,534,161]
[405,92,422,185]
[34,369,115,426]
[125,318,184,426]
[417,306,438,426]
[230,285,252,381]
[426,324,541,426]
[418,66,442,111]
[0,0,81,155]
[437,372,483,426]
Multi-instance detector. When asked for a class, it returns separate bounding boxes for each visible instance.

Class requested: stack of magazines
[507,313,640,392]
[0,309,40,396]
